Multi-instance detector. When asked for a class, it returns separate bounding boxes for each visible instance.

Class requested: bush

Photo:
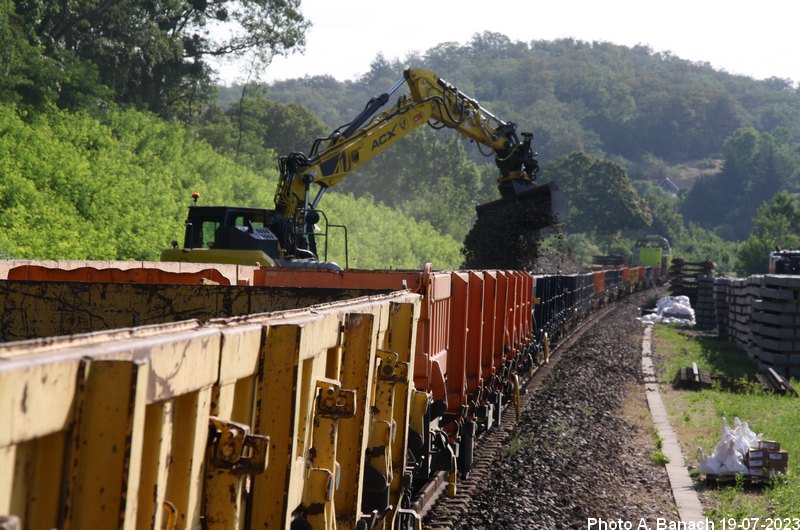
[0,104,461,269]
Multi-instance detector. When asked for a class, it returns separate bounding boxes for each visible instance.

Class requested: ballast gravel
[428,292,679,529]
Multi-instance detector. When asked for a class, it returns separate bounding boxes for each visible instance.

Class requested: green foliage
[0,103,461,268]
[634,180,686,244]
[673,224,739,273]
[0,0,111,110]
[321,194,462,269]
[240,97,329,157]
[195,94,328,172]
[736,191,800,275]
[541,152,652,244]
[607,236,637,259]
[655,326,758,382]
[655,326,800,518]
[649,449,670,465]
[682,128,800,240]
[264,36,800,165]
[0,103,270,259]
[330,127,493,242]
[633,153,685,184]
[0,0,29,102]
[538,233,601,268]
[9,0,309,117]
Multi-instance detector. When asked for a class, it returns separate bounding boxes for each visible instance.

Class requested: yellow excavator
[161,68,567,269]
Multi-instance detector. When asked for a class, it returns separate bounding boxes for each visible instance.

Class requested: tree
[674,224,738,273]
[682,127,800,240]
[196,96,328,173]
[359,53,400,90]
[240,97,329,156]
[0,0,27,102]
[1,0,111,109]
[679,173,734,234]
[634,180,686,245]
[736,191,800,275]
[542,152,652,246]
[12,0,309,116]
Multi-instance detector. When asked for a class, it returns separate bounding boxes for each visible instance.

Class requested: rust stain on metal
[117,360,145,530]
[150,484,159,530]
[327,422,335,446]
[20,382,27,413]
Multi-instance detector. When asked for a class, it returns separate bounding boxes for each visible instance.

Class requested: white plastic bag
[719,439,747,474]
[698,416,761,475]
[697,447,721,474]
[732,417,761,454]
[637,295,696,324]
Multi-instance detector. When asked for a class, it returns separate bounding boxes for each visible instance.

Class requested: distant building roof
[660,177,680,193]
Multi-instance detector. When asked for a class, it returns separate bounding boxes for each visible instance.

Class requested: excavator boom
[163,68,567,269]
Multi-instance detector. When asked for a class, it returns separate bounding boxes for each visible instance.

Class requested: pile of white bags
[639,295,695,325]
[698,417,762,475]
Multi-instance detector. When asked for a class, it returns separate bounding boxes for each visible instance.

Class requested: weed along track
[424,290,678,530]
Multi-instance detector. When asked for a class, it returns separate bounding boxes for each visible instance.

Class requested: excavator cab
[161,205,282,267]
[160,202,345,271]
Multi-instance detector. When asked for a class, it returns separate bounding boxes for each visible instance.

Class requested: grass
[649,428,671,465]
[650,449,670,465]
[657,325,759,382]
[502,432,536,458]
[653,324,800,518]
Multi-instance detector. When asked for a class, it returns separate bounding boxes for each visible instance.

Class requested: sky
[212,0,800,86]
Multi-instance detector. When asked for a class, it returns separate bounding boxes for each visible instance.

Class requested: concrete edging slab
[641,324,706,522]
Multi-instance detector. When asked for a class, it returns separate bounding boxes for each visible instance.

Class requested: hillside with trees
[0,0,460,268]
[225,34,800,273]
[0,103,461,267]
[3,0,800,273]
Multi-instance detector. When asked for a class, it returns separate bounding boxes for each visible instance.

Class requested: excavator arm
[162,68,565,269]
[404,68,541,194]
[273,68,563,261]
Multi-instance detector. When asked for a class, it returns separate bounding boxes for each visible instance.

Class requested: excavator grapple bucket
[463,182,568,270]
[475,181,567,227]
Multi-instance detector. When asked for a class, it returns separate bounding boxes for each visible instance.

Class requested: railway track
[416,296,625,528]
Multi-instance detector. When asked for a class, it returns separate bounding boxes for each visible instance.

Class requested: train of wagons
[0,260,659,530]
